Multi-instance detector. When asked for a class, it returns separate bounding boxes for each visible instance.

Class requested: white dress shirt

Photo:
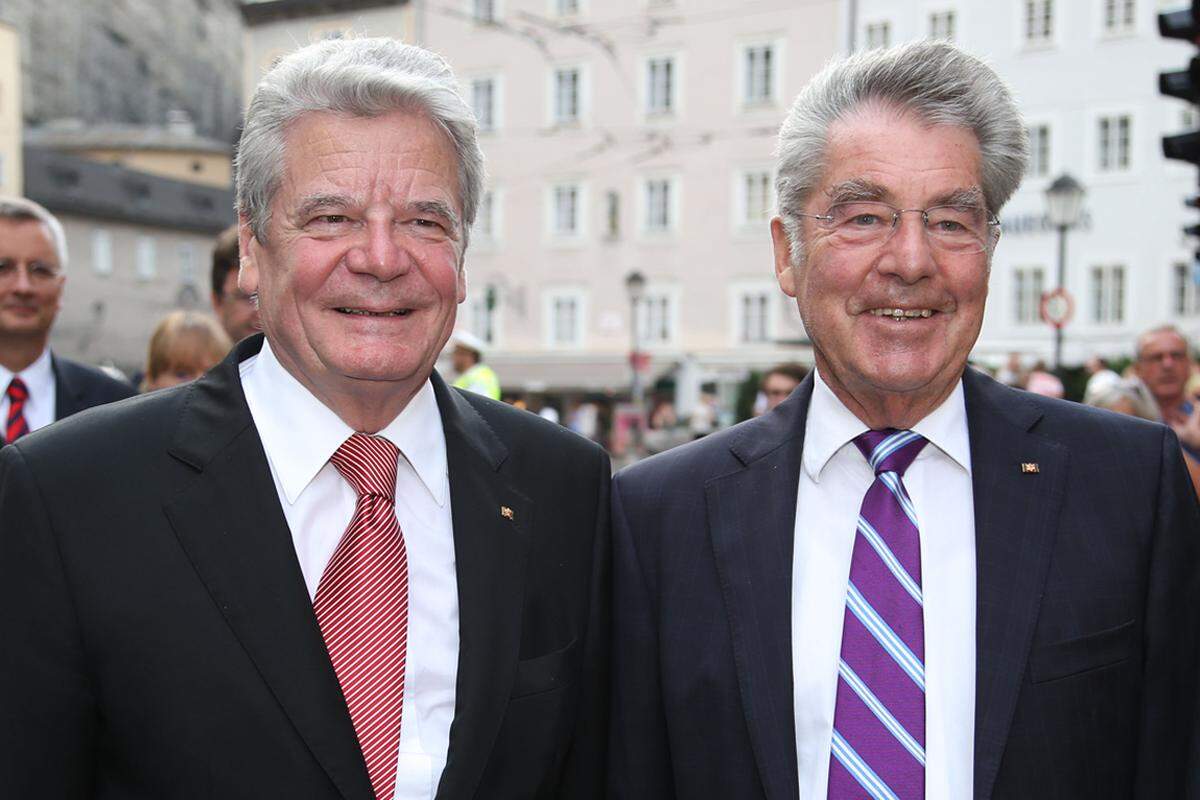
[792,369,976,799]
[241,341,459,799]
[0,347,56,434]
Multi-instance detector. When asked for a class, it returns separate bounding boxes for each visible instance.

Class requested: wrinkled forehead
[0,218,59,261]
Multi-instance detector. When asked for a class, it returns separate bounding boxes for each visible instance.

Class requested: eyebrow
[825,181,986,210]
[293,193,354,220]
[411,200,462,237]
[293,194,462,237]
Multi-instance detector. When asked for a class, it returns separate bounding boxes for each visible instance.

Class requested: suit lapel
[706,377,810,800]
[963,369,1067,800]
[432,374,532,800]
[163,336,374,800]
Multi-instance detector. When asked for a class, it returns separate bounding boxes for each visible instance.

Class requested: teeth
[869,308,933,319]
[336,308,409,317]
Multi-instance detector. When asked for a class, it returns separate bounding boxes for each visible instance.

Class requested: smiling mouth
[868,308,935,320]
[335,307,411,317]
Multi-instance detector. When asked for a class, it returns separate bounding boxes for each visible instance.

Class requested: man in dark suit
[0,38,608,799]
[0,196,134,444]
[610,41,1199,799]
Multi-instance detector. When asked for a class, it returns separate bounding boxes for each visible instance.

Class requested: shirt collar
[802,367,971,482]
[0,347,53,398]
[242,339,447,507]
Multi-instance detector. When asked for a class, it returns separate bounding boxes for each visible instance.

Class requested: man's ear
[457,264,468,305]
[771,216,798,298]
[236,215,260,296]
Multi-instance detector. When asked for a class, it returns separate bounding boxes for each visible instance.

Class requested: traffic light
[1160,1,1200,248]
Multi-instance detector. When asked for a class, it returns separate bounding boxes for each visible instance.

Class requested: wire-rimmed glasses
[796,201,1000,254]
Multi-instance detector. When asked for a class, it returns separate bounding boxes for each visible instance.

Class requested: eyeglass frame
[794,201,1002,254]
[0,258,64,286]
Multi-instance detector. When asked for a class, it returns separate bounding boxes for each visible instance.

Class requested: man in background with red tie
[0,38,608,799]
[610,41,1199,799]
[0,197,134,446]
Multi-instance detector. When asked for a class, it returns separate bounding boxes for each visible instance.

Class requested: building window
[551,184,581,237]
[1174,261,1200,316]
[1091,265,1126,324]
[635,292,673,346]
[1024,0,1053,45]
[469,293,498,345]
[136,236,157,281]
[1103,0,1135,34]
[644,178,673,232]
[556,0,580,14]
[546,292,584,347]
[742,43,775,106]
[737,289,772,343]
[475,190,497,241]
[1028,124,1051,177]
[1097,113,1132,172]
[605,190,621,239]
[739,169,774,226]
[178,243,197,285]
[1013,266,1045,324]
[865,21,891,49]
[91,229,113,276]
[646,56,676,116]
[471,77,496,131]
[473,0,496,23]
[929,10,956,40]
[553,67,581,124]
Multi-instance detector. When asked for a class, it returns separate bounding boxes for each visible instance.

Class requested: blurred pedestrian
[995,350,1026,386]
[0,196,134,445]
[210,223,260,343]
[1024,359,1063,398]
[1082,355,1121,405]
[141,310,231,392]
[449,329,500,399]
[1133,324,1200,459]
[759,362,808,413]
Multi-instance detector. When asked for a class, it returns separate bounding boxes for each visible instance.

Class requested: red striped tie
[315,433,409,800]
[5,377,30,444]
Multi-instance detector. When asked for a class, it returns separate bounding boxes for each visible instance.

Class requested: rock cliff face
[0,0,243,141]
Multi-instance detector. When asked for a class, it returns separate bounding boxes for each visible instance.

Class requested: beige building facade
[0,21,23,196]
[423,0,840,409]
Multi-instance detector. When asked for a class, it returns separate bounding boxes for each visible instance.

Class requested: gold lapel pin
[1021,462,1040,474]
[500,506,514,520]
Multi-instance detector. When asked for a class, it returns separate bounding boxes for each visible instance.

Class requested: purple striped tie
[828,429,927,800]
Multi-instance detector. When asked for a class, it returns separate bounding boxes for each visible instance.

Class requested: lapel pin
[1021,462,1040,474]
[500,506,514,520]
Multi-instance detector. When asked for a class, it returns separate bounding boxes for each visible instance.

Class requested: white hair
[0,195,68,271]
[236,36,484,253]
[775,41,1029,265]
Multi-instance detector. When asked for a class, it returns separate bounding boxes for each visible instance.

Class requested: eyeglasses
[0,258,62,286]
[797,201,1000,254]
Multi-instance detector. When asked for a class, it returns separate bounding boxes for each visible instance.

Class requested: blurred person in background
[1082,355,1121,405]
[449,328,500,399]
[210,223,259,343]
[759,362,808,414]
[1133,324,1200,460]
[0,196,134,445]
[141,310,232,392]
[1023,359,1063,398]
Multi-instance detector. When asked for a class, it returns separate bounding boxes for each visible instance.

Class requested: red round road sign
[1040,288,1074,329]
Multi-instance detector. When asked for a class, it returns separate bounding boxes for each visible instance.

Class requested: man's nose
[877,211,937,282]
[10,264,35,293]
[348,220,412,280]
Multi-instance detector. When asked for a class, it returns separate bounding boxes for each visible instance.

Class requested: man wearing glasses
[610,42,1200,799]
[0,197,134,445]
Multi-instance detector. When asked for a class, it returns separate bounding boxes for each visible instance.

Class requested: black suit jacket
[51,353,137,420]
[610,369,1199,799]
[0,335,610,799]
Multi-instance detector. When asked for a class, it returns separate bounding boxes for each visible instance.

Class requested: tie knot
[330,433,399,500]
[6,377,28,403]
[853,429,927,477]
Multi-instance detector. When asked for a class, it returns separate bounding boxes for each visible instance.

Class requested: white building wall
[852,0,1200,366]
[424,0,841,391]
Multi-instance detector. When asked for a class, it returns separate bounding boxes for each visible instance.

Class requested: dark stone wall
[0,0,243,141]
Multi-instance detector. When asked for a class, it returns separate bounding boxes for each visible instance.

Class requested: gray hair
[775,41,1028,265]
[1135,323,1192,360]
[236,36,484,255]
[1087,378,1161,422]
[0,195,68,271]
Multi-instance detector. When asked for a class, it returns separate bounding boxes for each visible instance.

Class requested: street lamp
[624,271,646,456]
[1043,173,1086,371]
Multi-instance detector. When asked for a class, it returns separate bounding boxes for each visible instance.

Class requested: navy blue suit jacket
[610,368,1200,799]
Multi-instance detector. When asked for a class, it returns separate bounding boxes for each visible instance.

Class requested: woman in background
[141,310,231,392]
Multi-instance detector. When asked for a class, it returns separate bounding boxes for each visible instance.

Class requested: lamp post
[624,271,646,456]
[1043,173,1086,371]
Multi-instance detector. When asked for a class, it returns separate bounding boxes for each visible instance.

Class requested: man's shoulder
[52,354,137,403]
